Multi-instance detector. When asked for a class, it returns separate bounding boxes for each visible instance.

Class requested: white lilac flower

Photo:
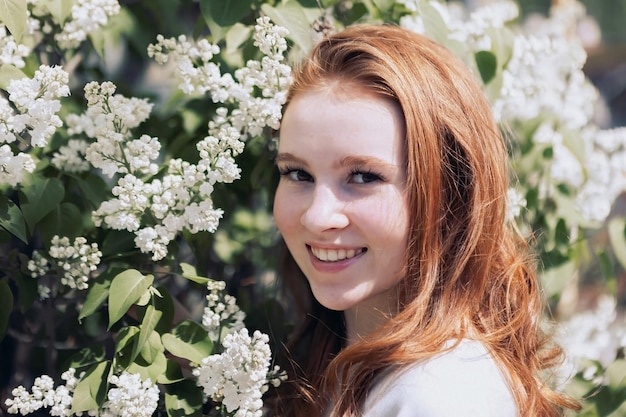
[4,368,79,416]
[202,280,246,342]
[193,329,273,417]
[51,139,91,173]
[0,96,18,144]
[55,0,121,49]
[400,0,518,52]
[123,134,161,176]
[549,142,584,188]
[0,25,31,67]
[79,82,155,177]
[1,65,69,181]
[27,251,50,278]
[48,235,102,290]
[574,127,626,222]
[253,16,289,61]
[37,284,52,300]
[558,296,626,384]
[506,187,527,222]
[100,372,159,417]
[492,34,596,130]
[0,144,36,186]
[0,68,61,185]
[183,200,224,234]
[91,18,291,260]
[148,17,291,141]
[135,226,172,261]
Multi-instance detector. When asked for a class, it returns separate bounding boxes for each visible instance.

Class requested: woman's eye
[279,168,313,182]
[351,171,382,184]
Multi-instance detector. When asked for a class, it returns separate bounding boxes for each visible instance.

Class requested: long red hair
[272,24,580,416]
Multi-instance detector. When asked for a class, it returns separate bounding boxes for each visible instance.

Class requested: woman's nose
[300,185,349,232]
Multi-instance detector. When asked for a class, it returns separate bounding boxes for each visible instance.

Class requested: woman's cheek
[273,186,296,234]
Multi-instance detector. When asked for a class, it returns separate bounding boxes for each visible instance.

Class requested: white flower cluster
[5,368,79,416]
[575,127,626,221]
[147,16,291,137]
[494,34,595,130]
[0,65,70,186]
[100,372,159,417]
[400,0,519,52]
[91,154,231,261]
[193,329,276,417]
[0,25,30,67]
[506,187,527,222]
[55,0,121,49]
[85,18,291,261]
[28,235,102,292]
[558,296,626,385]
[69,81,156,178]
[202,280,246,342]
[51,139,91,173]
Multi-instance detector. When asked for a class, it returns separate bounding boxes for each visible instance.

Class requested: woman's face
[273,87,410,313]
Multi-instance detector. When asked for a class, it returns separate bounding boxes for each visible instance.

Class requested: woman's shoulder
[362,339,518,417]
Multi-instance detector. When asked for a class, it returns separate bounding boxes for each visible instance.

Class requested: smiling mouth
[309,246,366,262]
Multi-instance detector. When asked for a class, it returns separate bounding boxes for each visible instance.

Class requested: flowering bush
[0,0,624,416]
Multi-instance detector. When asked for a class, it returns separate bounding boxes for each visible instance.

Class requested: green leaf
[607,359,626,388]
[115,326,140,355]
[0,0,27,42]
[475,50,497,84]
[541,259,576,299]
[79,267,124,321]
[0,195,28,243]
[165,380,204,417]
[180,263,210,284]
[608,218,626,270]
[19,176,64,232]
[79,280,110,322]
[136,288,152,306]
[70,361,111,413]
[127,347,167,383]
[225,22,253,55]
[486,26,515,67]
[71,174,109,209]
[151,286,174,334]
[372,0,395,14]
[45,0,73,24]
[0,64,27,89]
[261,2,315,53]
[100,230,136,258]
[200,0,252,27]
[0,279,13,340]
[161,320,213,364]
[132,305,163,363]
[157,359,185,385]
[12,256,37,308]
[417,1,449,45]
[66,344,107,371]
[139,330,164,363]
[39,202,83,243]
[597,249,616,294]
[108,269,154,329]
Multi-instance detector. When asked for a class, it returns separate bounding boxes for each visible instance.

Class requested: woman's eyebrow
[338,155,399,170]
[274,152,307,166]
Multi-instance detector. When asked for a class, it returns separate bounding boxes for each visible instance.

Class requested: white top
[361,339,519,417]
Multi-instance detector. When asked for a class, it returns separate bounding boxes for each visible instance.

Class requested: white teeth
[311,247,363,262]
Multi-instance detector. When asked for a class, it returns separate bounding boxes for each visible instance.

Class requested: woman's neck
[344,290,399,345]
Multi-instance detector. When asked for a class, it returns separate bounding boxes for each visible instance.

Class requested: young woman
[271,24,580,416]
